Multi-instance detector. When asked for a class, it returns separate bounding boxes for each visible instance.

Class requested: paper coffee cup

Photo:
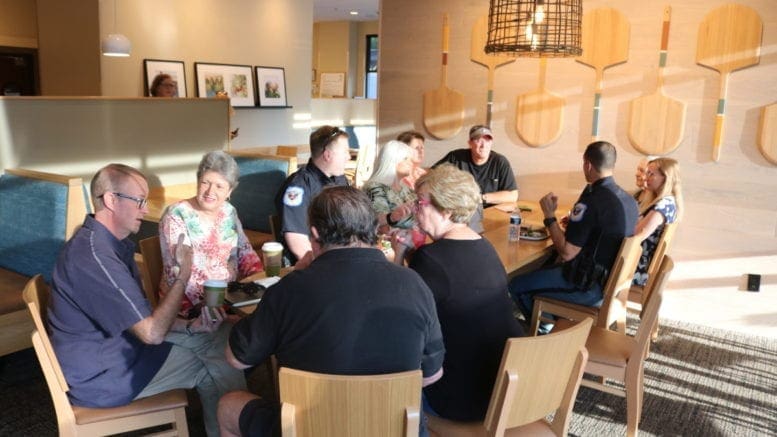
[262,242,284,277]
[203,279,227,307]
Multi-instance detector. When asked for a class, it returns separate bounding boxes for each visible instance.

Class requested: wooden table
[481,202,556,278]
[234,201,558,316]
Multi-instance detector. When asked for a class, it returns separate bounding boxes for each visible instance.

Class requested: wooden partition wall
[0,97,230,188]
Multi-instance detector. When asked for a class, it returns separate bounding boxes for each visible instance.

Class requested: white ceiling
[314,0,379,22]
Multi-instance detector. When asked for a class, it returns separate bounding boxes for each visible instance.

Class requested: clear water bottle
[508,211,522,243]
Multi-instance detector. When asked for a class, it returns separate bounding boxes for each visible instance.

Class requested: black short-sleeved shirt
[565,176,639,271]
[229,247,445,377]
[274,160,349,263]
[410,238,523,421]
[434,149,517,207]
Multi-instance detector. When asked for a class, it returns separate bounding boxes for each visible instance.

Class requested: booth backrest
[228,152,297,234]
[0,169,89,282]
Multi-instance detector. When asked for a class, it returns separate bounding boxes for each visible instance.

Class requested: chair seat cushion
[585,327,637,367]
[0,268,31,314]
[73,389,188,425]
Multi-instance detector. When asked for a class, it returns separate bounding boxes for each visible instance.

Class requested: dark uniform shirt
[48,215,171,408]
[229,248,445,376]
[274,160,349,264]
[565,176,639,272]
[434,149,517,208]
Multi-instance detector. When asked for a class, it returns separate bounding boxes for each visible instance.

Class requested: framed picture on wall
[143,59,187,97]
[194,62,256,107]
[319,72,345,98]
[255,66,288,107]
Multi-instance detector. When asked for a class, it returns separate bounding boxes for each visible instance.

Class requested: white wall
[98,0,313,149]
[379,0,777,291]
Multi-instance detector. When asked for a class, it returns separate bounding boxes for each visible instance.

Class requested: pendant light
[485,0,582,57]
[101,0,131,57]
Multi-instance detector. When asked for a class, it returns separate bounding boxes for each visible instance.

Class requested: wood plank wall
[378,0,777,291]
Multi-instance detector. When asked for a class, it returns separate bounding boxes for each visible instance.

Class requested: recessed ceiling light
[350,11,358,15]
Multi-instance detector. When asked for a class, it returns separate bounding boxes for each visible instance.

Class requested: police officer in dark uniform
[508,141,638,334]
[275,125,350,265]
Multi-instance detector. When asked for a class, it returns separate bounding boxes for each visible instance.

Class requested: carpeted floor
[1,317,775,436]
[569,318,777,436]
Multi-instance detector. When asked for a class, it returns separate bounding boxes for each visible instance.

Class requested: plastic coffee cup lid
[203,279,227,288]
[262,242,284,252]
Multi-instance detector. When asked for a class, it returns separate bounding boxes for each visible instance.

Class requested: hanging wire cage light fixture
[485,0,582,57]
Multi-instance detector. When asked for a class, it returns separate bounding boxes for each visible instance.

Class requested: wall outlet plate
[747,274,761,292]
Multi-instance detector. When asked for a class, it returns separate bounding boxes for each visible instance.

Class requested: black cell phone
[747,274,761,292]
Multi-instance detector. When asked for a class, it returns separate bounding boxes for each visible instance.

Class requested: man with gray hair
[48,163,244,436]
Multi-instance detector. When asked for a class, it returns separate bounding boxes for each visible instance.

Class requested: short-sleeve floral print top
[362,181,417,230]
[159,199,263,317]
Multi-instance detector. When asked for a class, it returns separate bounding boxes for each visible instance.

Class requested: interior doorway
[0,46,39,96]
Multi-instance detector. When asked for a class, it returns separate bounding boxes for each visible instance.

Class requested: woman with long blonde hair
[633,157,682,285]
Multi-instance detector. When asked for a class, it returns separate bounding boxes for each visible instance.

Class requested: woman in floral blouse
[632,158,682,286]
[363,140,418,233]
[159,151,263,319]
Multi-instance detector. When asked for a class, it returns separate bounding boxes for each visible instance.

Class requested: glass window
[365,34,378,99]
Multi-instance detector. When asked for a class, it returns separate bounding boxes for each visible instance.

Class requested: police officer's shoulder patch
[570,202,587,222]
[283,186,304,207]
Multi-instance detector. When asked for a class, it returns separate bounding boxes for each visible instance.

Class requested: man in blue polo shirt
[275,125,351,265]
[508,141,638,334]
[48,163,244,436]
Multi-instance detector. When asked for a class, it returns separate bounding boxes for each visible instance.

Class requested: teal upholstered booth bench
[0,168,89,357]
[227,151,298,249]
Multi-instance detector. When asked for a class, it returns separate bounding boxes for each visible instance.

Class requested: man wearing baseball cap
[433,125,518,208]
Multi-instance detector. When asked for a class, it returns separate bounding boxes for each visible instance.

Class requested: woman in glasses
[393,164,523,425]
[158,150,263,321]
[149,73,178,97]
[632,157,682,286]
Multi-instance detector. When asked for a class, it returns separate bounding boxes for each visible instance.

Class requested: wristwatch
[543,216,558,228]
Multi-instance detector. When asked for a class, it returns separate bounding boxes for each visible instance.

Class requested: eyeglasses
[103,192,148,209]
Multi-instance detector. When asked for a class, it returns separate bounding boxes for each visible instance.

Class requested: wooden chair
[270,214,282,244]
[530,235,642,336]
[138,236,163,307]
[22,275,189,437]
[278,367,422,437]
[580,256,674,437]
[627,222,677,316]
[426,318,592,437]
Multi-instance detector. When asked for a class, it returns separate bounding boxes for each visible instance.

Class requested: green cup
[203,279,227,307]
[262,242,284,277]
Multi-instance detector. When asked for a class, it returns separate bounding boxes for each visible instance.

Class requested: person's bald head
[91,164,147,211]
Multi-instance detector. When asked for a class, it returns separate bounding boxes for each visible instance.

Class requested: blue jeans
[508,265,604,334]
